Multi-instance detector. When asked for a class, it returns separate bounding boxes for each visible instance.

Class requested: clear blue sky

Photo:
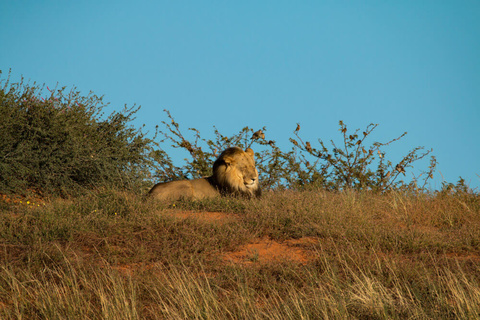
[1,1,479,190]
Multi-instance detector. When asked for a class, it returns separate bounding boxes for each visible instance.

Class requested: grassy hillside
[1,189,479,319]
[2,73,478,319]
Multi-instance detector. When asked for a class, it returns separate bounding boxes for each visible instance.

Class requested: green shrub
[153,109,298,189]
[154,111,438,192]
[1,70,442,195]
[0,71,161,196]
[290,120,438,191]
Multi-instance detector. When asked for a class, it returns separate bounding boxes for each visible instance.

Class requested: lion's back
[148,178,219,201]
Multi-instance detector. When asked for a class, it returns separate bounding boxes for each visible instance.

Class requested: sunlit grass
[1,188,479,319]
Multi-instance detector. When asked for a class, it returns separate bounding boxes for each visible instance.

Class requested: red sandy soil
[105,211,319,276]
[164,210,319,265]
[222,236,318,265]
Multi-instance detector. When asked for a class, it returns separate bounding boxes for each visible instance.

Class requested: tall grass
[1,189,479,319]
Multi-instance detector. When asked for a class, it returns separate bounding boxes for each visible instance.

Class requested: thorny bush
[290,120,437,191]
[154,111,438,192]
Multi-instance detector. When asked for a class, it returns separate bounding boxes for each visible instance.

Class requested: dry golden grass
[1,188,479,319]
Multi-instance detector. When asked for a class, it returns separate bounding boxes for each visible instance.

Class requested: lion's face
[212,147,261,198]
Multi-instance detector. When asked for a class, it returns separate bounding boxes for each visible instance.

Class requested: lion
[148,147,261,201]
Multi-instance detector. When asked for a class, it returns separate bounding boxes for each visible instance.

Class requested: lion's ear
[222,156,236,166]
[245,148,254,158]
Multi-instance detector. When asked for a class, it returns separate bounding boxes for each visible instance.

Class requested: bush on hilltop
[1,71,450,196]
[0,71,161,196]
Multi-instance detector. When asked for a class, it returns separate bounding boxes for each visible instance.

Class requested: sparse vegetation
[155,110,437,192]
[1,73,479,319]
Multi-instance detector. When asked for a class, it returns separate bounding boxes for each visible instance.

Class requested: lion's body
[148,147,261,201]
[147,177,219,201]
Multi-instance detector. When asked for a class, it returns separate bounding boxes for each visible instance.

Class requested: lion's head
[212,147,261,198]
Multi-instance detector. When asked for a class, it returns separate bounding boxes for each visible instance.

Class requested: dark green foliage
[0,71,161,196]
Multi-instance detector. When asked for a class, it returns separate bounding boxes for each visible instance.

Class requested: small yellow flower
[115,212,117,215]
[27,201,30,205]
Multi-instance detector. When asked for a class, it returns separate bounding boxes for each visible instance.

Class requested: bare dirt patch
[163,210,319,265]
[223,236,318,265]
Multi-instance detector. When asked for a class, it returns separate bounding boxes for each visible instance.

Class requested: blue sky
[1,1,479,189]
